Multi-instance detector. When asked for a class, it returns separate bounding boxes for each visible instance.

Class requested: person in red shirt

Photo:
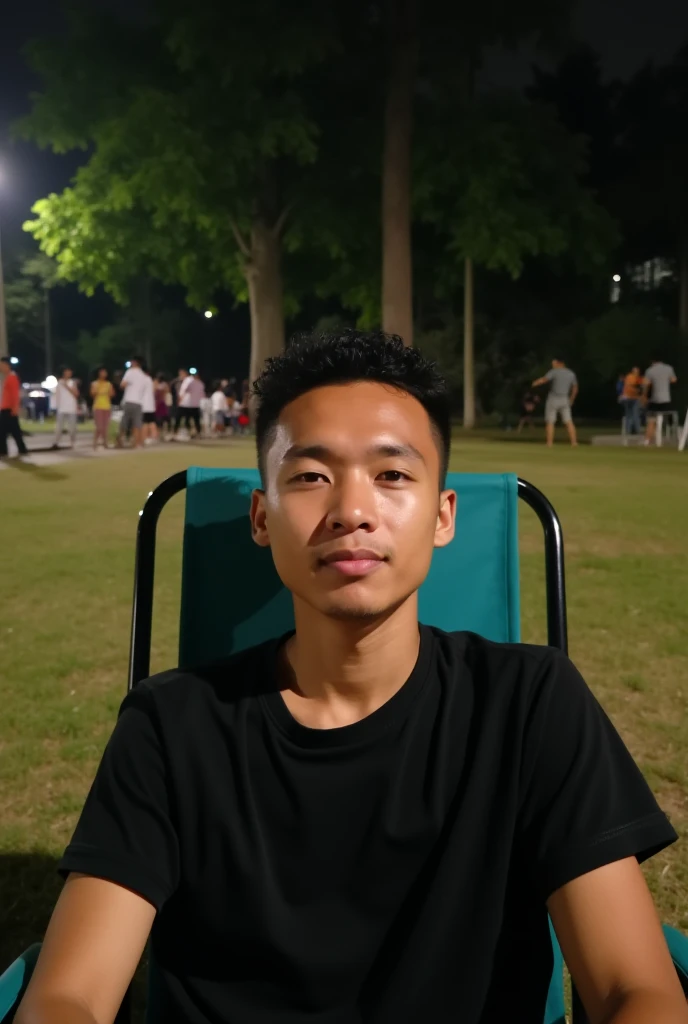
[0,356,28,457]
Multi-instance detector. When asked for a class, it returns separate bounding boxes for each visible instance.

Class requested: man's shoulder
[130,638,277,713]
[427,625,563,678]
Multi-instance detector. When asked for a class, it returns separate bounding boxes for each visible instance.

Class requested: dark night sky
[1,0,687,253]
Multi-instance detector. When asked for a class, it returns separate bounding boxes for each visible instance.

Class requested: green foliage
[19,2,342,312]
[415,95,618,283]
[584,306,683,381]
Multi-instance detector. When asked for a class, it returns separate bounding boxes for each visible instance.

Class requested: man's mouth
[319,549,386,577]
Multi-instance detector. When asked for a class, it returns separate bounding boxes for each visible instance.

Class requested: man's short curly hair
[252,329,451,485]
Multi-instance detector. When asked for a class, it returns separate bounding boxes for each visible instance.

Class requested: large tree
[415,95,617,425]
[20,1,341,383]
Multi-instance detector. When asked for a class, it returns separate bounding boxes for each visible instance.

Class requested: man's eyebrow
[281,442,426,463]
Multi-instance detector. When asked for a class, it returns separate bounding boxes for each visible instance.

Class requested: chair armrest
[663,924,688,997]
[0,944,42,1022]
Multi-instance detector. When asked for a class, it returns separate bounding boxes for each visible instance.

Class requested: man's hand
[532,376,548,387]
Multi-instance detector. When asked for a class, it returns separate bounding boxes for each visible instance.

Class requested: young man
[16,332,686,1024]
[532,358,579,447]
[0,356,28,457]
[51,366,79,450]
[643,358,678,446]
[116,357,147,449]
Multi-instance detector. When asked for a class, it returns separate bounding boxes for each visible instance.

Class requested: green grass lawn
[1,436,687,979]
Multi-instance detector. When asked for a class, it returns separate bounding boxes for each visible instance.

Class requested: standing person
[643,358,678,446]
[174,368,204,439]
[620,366,643,437]
[517,389,540,433]
[154,373,172,440]
[200,383,213,438]
[51,367,80,450]
[19,332,687,1024]
[116,356,147,449]
[90,368,115,449]
[141,368,157,445]
[532,358,578,447]
[210,381,228,435]
[0,356,28,458]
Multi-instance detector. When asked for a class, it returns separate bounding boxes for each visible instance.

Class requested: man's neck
[279,599,421,730]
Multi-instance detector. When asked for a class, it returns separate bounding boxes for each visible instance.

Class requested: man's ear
[434,489,456,549]
[250,489,271,548]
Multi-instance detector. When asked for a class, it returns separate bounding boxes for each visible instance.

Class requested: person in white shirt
[210,382,228,435]
[174,368,204,439]
[117,356,148,448]
[51,367,80,449]
[141,370,157,445]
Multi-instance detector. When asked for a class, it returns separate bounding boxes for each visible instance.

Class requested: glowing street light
[10,356,19,364]
[42,375,57,389]
[204,310,213,319]
[189,366,198,375]
[612,274,621,283]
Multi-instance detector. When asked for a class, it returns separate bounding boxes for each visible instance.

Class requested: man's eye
[293,472,327,483]
[378,470,409,482]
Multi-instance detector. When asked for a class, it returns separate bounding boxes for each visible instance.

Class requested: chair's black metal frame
[121,472,580,1024]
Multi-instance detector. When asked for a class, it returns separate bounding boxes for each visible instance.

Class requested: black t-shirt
[59,628,677,1024]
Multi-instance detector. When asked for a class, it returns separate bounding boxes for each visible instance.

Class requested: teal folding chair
[2,469,686,1023]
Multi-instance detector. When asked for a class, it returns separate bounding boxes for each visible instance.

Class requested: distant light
[204,310,213,319]
[42,375,57,389]
[189,366,198,375]
[125,360,131,368]
[10,357,19,365]
[29,390,45,398]
[612,274,621,283]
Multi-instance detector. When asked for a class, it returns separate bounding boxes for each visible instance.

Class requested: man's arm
[15,873,155,1024]
[570,384,579,405]
[548,857,688,1024]
[532,376,549,387]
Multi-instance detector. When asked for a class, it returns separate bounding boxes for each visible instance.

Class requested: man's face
[0,361,9,375]
[551,359,561,369]
[63,369,73,379]
[251,382,455,622]
[632,366,640,376]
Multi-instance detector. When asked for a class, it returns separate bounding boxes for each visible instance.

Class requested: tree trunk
[462,257,475,429]
[246,218,286,387]
[381,0,417,347]
[44,289,52,377]
[679,227,688,336]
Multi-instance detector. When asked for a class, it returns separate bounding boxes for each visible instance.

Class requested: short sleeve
[544,369,554,381]
[58,687,179,911]
[121,369,132,387]
[517,651,677,902]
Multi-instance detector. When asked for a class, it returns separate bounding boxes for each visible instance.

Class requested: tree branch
[230,220,251,257]
[272,204,294,239]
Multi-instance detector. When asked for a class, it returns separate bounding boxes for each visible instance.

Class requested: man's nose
[325,475,379,533]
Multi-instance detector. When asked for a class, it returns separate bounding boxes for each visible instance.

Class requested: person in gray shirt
[532,358,579,447]
[643,359,677,446]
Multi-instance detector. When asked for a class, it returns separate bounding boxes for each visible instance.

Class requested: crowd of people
[516,356,678,447]
[0,350,681,457]
[49,359,252,450]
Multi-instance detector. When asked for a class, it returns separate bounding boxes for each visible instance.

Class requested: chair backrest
[179,468,520,667]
